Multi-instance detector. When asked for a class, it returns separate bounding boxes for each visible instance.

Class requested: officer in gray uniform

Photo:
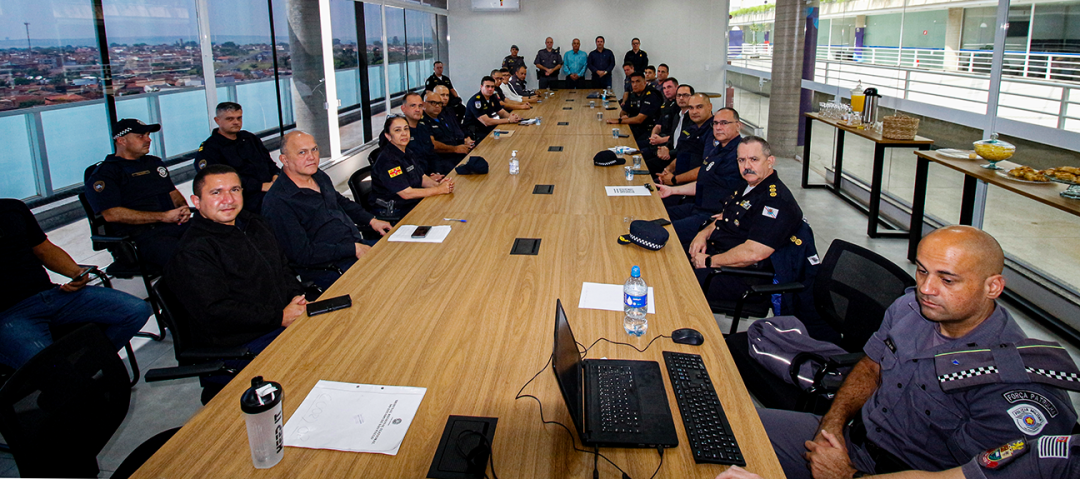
[758,225,1079,479]
[533,37,562,89]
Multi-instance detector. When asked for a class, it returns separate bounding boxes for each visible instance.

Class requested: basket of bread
[881,114,920,140]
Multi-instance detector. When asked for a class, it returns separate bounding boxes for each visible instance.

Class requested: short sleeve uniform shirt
[85,154,177,236]
[463,92,502,138]
[709,171,802,254]
[371,145,425,212]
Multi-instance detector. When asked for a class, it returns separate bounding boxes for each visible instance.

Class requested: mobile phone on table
[412,226,432,238]
[306,294,352,316]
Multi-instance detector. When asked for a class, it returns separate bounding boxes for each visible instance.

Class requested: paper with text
[284,380,426,455]
[605,186,651,196]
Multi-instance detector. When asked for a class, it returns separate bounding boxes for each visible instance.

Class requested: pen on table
[443,218,467,223]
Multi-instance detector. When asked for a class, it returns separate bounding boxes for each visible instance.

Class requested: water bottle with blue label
[623,265,648,337]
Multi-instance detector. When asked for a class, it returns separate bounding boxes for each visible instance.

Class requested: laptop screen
[551,299,585,435]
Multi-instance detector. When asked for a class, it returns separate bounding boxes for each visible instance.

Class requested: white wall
[446,0,729,98]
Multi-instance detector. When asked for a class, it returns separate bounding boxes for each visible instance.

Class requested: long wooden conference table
[133,90,784,478]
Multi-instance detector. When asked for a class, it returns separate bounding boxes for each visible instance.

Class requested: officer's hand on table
[429,173,445,182]
[805,430,857,479]
[465,138,476,148]
[369,219,392,235]
[605,118,620,125]
[437,178,454,194]
[162,206,191,225]
[282,295,307,326]
[355,243,372,259]
[657,147,670,161]
[657,170,674,185]
[655,184,674,198]
[508,113,522,123]
[454,144,471,154]
[714,466,762,479]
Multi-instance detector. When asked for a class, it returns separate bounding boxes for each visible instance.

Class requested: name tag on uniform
[405,165,415,172]
[131,170,149,177]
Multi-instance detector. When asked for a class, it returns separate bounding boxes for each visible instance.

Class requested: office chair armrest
[747,282,805,296]
[718,266,774,278]
[77,265,111,288]
[826,352,865,367]
[89,234,132,245]
[177,346,252,362]
[144,362,229,382]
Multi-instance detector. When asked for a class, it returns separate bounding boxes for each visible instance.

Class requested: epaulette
[935,339,1080,392]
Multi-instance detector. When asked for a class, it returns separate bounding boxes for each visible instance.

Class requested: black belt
[849,413,912,475]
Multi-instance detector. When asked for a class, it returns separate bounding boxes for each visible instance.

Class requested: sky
[0,0,425,46]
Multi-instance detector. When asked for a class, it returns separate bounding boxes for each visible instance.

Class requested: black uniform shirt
[425,73,454,93]
[407,121,440,174]
[622,88,661,141]
[623,49,649,75]
[709,171,802,254]
[694,135,745,213]
[656,98,679,138]
[440,107,464,137]
[0,199,54,313]
[371,144,425,212]
[502,55,525,74]
[463,92,503,138]
[673,117,714,174]
[85,154,177,236]
[422,113,465,159]
[193,129,280,212]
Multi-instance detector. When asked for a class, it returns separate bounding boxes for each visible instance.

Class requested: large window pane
[331,0,361,109]
[364,3,386,103]
[207,0,283,137]
[0,115,38,199]
[41,102,111,190]
[386,7,406,97]
[404,9,432,90]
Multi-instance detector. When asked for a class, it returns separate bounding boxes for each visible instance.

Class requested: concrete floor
[1,114,1078,477]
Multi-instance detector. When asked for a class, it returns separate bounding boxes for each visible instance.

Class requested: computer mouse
[671,328,704,346]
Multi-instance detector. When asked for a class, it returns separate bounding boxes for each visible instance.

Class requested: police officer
[646,81,691,174]
[424,61,463,118]
[657,94,717,188]
[85,118,191,269]
[371,116,454,224]
[657,106,746,248]
[758,224,1079,479]
[534,37,562,89]
[606,72,660,152]
[433,85,464,133]
[421,90,474,172]
[463,76,520,143]
[502,45,525,76]
[193,102,280,213]
[400,92,444,177]
[688,136,802,300]
[624,38,649,77]
[620,62,636,106]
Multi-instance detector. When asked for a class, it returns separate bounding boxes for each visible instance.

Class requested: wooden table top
[915,150,1080,216]
[133,90,784,479]
[806,111,934,146]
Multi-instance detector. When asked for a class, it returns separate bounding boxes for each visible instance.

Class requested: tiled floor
[2,142,1077,477]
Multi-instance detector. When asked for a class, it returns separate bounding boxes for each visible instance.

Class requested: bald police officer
[759,225,1079,479]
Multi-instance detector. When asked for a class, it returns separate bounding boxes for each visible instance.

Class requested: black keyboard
[663,351,746,466]
[595,364,641,433]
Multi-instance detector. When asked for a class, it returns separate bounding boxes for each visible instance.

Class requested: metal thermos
[861,87,881,125]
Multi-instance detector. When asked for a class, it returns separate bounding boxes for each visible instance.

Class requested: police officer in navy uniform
[421,90,474,173]
[399,92,444,177]
[623,38,648,76]
[425,61,463,118]
[657,94,716,189]
[371,116,454,223]
[85,118,191,270]
[463,76,520,143]
[193,102,280,214]
[758,223,1079,479]
[688,136,802,301]
[607,72,660,153]
[502,45,525,77]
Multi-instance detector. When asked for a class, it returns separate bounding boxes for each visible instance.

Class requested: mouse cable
[647,446,664,479]
[454,429,498,479]
[582,334,671,359]
[515,353,633,478]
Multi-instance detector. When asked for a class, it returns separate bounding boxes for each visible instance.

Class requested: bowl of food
[973,134,1015,170]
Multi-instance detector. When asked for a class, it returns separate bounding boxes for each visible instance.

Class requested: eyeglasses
[715,120,739,126]
[428,101,446,107]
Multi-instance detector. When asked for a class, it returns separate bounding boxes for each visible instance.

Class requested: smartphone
[632,169,649,175]
[651,218,672,227]
[306,294,352,316]
[412,226,432,238]
[618,133,630,138]
[70,267,94,283]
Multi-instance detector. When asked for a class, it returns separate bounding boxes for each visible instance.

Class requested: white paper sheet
[387,225,452,243]
[283,380,427,455]
[578,282,656,314]
[605,186,651,196]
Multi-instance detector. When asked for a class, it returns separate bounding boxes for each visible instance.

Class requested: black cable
[581,334,671,358]
[455,430,498,479]
[647,446,664,479]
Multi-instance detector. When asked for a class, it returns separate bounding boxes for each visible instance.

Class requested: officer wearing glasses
[420,90,474,172]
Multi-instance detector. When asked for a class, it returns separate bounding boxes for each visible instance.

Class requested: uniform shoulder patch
[1038,435,1071,459]
[388,166,403,178]
[762,206,779,219]
[93,181,105,192]
[1008,404,1048,436]
[157,166,169,178]
[197,159,207,169]
[979,438,1028,469]
[1003,390,1061,418]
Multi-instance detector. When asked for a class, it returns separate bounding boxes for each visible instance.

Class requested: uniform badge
[762,206,779,219]
[388,166,403,178]
[808,254,821,265]
[770,192,777,197]
[1003,390,1060,418]
[93,181,105,192]
[739,200,751,210]
[198,145,204,152]
[706,162,715,172]
[979,439,1028,469]
[734,220,739,226]
[475,101,482,109]
[157,166,168,177]
[1008,404,1048,435]
[1038,435,1071,459]
[198,159,207,169]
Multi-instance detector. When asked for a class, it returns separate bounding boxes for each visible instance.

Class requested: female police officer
[371,115,454,223]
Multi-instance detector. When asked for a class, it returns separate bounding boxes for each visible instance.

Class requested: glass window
[207,0,282,136]
[364,3,386,104]
[385,6,406,97]
[0,115,39,199]
[404,9,433,90]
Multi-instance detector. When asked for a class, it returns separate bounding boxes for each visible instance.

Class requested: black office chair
[725,239,916,413]
[77,191,166,341]
[701,219,820,336]
[348,164,376,212]
[0,324,131,477]
[111,427,181,479]
[143,281,253,405]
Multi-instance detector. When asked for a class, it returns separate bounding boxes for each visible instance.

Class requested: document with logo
[284,380,427,455]
[387,225,452,243]
[578,282,656,314]
[605,186,651,196]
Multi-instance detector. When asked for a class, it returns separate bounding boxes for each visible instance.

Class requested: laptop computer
[551,299,678,448]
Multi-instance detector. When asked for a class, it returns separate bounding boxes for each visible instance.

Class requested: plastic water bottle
[241,376,284,469]
[509,150,520,175]
[623,266,648,337]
